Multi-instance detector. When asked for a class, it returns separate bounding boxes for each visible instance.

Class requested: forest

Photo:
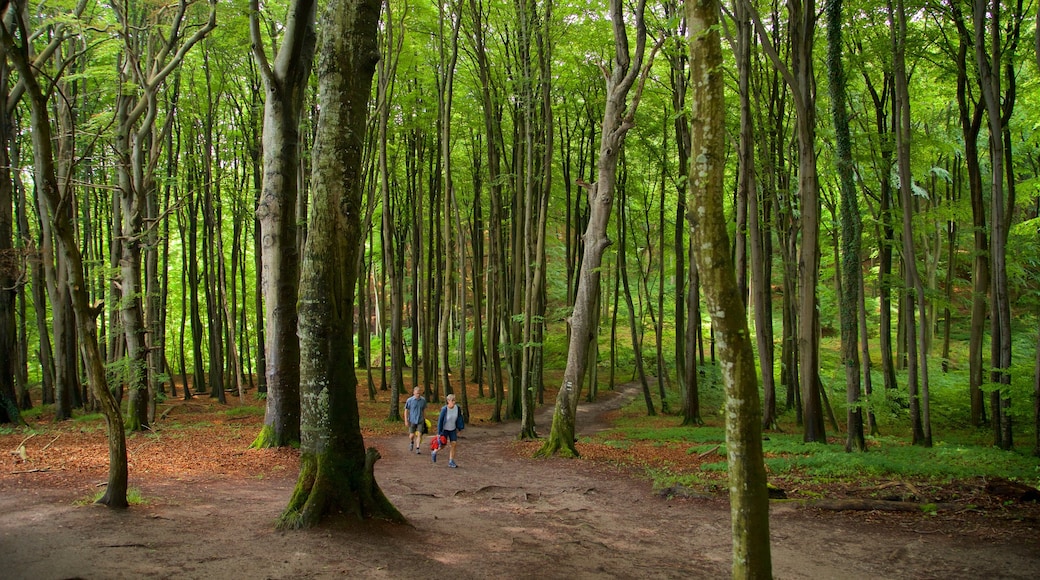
[0,0,1039,574]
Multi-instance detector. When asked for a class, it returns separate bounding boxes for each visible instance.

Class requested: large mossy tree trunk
[249,0,318,449]
[687,1,772,576]
[537,0,650,458]
[279,0,403,530]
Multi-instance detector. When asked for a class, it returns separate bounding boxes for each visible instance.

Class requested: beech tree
[111,0,216,430]
[538,0,655,457]
[279,0,403,529]
[1,0,128,507]
[250,0,318,448]
[827,0,865,452]
[686,0,772,575]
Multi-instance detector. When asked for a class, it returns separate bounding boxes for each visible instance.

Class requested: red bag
[429,435,448,451]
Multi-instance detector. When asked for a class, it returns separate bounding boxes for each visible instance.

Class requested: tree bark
[538,0,652,458]
[280,0,403,529]
[250,0,318,448]
[687,1,772,575]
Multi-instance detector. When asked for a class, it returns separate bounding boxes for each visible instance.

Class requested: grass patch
[76,487,148,507]
[223,406,265,419]
[73,412,105,423]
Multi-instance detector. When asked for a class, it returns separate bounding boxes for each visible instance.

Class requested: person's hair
[446,394,456,402]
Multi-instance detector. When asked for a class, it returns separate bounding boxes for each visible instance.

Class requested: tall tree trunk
[469,0,508,423]
[250,0,317,448]
[280,0,403,529]
[539,0,652,457]
[974,0,1019,451]
[826,0,865,452]
[891,0,930,446]
[619,179,655,416]
[377,0,406,422]
[751,0,824,441]
[682,242,702,426]
[111,0,216,429]
[687,0,772,574]
[2,5,128,507]
[734,0,776,431]
[0,55,17,424]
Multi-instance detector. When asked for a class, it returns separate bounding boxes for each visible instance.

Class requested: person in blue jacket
[435,393,464,468]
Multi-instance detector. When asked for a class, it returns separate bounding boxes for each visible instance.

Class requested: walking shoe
[431,450,437,463]
[416,448,421,454]
[409,442,414,451]
[448,460,457,468]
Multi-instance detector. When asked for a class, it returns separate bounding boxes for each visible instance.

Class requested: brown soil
[1,382,1038,579]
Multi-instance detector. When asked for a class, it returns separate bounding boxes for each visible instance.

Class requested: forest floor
[1,380,1039,579]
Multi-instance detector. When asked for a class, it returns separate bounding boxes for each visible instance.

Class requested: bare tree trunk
[250,0,317,447]
[376,0,406,422]
[750,0,825,441]
[687,0,772,574]
[891,0,929,446]
[734,0,776,431]
[619,181,655,416]
[2,5,128,507]
[974,0,1020,451]
[539,0,653,457]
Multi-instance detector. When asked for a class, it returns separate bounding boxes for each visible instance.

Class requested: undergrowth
[591,374,1040,492]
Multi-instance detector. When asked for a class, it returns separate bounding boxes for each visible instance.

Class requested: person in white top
[435,393,465,468]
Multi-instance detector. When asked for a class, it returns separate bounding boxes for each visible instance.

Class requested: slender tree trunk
[974,0,1018,451]
[826,0,865,452]
[682,242,702,426]
[619,183,655,416]
[688,1,772,574]
[0,56,17,424]
[735,0,776,431]
[891,0,929,446]
[539,0,652,457]
[3,8,128,507]
[376,0,406,422]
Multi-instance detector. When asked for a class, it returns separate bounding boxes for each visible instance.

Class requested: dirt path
[2,384,1038,579]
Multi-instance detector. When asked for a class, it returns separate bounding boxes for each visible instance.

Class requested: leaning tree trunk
[279,0,403,530]
[2,8,128,507]
[687,0,772,575]
[537,0,651,458]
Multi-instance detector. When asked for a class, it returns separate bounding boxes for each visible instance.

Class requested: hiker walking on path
[404,387,427,454]
[435,393,464,468]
